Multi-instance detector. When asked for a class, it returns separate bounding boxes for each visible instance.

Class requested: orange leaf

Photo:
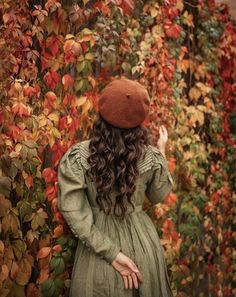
[38,268,49,284]
[10,261,19,280]
[0,240,4,253]
[12,102,31,117]
[164,193,178,206]
[64,40,82,65]
[62,74,74,90]
[44,91,57,111]
[15,257,32,286]
[51,198,58,213]
[37,247,51,259]
[53,225,64,238]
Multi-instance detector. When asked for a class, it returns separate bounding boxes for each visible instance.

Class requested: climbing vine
[0,0,235,296]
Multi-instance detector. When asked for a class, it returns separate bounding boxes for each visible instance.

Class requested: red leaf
[163,7,179,20]
[46,35,61,56]
[42,168,57,183]
[115,0,135,16]
[44,70,61,90]
[163,64,175,80]
[7,125,22,140]
[164,19,182,39]
[52,244,62,252]
[45,185,57,201]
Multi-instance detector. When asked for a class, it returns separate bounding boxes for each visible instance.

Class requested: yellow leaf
[88,76,96,89]
[183,11,194,27]
[176,0,184,12]
[184,151,194,160]
[48,134,55,148]
[76,96,87,107]
[9,151,19,158]
[195,82,211,94]
[150,6,158,17]
[189,87,201,100]
[15,144,22,153]
[65,34,74,40]
[38,115,47,128]
[51,127,61,139]
[203,97,215,111]
[82,28,93,35]
[177,59,190,73]
[48,113,59,122]
[81,99,91,115]
[196,105,207,112]
[187,106,205,127]
[195,64,207,80]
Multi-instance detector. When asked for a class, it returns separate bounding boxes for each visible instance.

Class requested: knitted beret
[97,78,150,129]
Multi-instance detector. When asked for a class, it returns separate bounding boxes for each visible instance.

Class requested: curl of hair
[86,114,151,220]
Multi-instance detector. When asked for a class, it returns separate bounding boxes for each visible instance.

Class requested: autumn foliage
[0,0,235,296]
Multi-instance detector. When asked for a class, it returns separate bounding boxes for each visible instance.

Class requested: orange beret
[98,78,150,129]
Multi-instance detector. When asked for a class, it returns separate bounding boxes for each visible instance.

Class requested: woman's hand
[111,252,143,290]
[157,125,168,155]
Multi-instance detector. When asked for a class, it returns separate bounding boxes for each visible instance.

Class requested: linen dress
[57,139,174,297]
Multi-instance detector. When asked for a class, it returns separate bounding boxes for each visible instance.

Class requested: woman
[57,77,174,297]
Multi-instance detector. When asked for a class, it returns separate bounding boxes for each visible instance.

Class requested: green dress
[57,140,174,297]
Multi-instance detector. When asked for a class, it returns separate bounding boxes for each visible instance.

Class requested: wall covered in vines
[0,0,235,296]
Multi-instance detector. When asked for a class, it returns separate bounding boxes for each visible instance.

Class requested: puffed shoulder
[138,145,174,185]
[59,140,91,173]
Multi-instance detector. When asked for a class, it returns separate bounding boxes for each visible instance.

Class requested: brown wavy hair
[86,114,151,220]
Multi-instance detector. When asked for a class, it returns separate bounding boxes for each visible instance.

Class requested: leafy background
[0,0,235,296]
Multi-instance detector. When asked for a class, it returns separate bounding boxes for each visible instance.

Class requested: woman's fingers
[127,260,143,283]
[123,276,128,289]
[128,275,133,289]
[135,270,143,283]
[130,271,139,289]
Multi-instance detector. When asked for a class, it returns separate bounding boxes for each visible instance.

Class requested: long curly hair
[86,114,151,220]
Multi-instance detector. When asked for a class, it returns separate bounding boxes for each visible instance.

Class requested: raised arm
[145,146,174,204]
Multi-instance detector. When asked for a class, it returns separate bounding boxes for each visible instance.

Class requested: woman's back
[57,138,174,297]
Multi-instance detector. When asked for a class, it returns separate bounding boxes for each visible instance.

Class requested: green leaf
[41,279,56,297]
[50,256,65,275]
[85,52,93,60]
[74,79,84,92]
[76,60,86,73]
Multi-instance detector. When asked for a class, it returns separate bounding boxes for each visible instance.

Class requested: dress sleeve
[145,147,174,205]
[57,144,121,264]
